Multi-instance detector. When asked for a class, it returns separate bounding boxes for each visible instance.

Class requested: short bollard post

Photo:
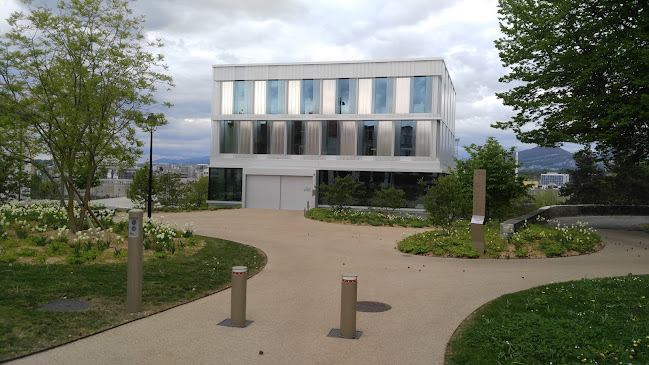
[126,209,143,313]
[218,266,252,328]
[328,274,362,339]
[230,266,248,326]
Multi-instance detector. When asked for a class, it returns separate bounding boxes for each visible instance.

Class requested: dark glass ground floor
[208,167,439,209]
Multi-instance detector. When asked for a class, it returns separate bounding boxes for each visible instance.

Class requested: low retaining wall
[500,205,649,237]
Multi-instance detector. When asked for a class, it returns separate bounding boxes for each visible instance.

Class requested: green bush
[318,175,364,210]
[371,187,405,211]
[305,208,430,228]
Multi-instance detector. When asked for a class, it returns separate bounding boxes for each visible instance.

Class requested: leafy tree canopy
[0,0,173,231]
[494,0,649,162]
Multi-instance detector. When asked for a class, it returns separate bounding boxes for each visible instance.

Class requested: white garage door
[245,175,314,210]
[246,175,280,209]
[280,176,314,210]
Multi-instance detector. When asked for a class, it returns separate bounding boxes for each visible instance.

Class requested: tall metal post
[148,128,153,219]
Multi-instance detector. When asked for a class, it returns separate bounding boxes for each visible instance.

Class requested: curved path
[11,211,649,365]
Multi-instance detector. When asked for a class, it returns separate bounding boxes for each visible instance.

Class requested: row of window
[220,120,418,157]
[228,76,433,115]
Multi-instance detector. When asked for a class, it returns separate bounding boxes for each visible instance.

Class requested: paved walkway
[11,211,649,365]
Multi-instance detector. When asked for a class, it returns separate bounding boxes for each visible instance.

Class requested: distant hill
[518,147,575,171]
[153,156,209,165]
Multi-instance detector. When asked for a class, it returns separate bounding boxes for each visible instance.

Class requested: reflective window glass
[301,80,320,114]
[267,80,286,114]
[254,121,269,154]
[336,79,356,114]
[233,80,252,114]
[220,121,237,153]
[395,120,416,156]
[288,121,306,155]
[373,78,394,113]
[410,76,432,113]
[208,168,242,201]
[359,121,377,156]
[322,121,339,155]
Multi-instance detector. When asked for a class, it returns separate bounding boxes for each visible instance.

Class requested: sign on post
[128,217,139,238]
[471,170,486,253]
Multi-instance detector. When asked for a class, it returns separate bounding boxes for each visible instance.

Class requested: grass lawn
[0,236,265,361]
[398,220,602,258]
[305,207,432,227]
[446,275,649,364]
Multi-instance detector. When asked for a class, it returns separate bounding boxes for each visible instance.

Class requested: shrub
[371,187,405,211]
[318,175,364,210]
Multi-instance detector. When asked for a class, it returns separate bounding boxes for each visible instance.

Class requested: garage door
[246,175,280,209]
[245,175,314,210]
[280,176,314,210]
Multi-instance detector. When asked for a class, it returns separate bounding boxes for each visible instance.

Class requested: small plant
[113,247,122,257]
[15,225,29,239]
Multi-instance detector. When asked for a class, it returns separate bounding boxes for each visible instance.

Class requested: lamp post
[338,97,345,114]
[146,115,155,219]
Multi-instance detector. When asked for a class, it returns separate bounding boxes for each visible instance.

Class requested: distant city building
[540,173,570,188]
[91,179,132,199]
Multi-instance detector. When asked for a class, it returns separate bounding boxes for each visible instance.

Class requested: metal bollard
[126,209,143,313]
[340,273,358,338]
[230,266,248,327]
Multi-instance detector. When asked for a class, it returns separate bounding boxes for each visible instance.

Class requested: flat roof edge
[212,57,445,68]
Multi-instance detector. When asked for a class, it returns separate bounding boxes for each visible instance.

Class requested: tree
[372,186,406,211]
[559,149,607,204]
[494,0,649,163]
[423,137,527,222]
[0,159,30,203]
[184,175,209,208]
[318,175,364,210]
[423,174,471,226]
[157,172,185,207]
[127,165,156,208]
[0,0,173,231]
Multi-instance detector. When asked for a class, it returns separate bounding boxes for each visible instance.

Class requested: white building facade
[208,59,456,210]
[540,173,570,188]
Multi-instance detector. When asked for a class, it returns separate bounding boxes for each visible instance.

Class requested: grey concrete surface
[550,215,649,231]
[10,210,649,365]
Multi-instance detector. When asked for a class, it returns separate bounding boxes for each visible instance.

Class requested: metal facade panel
[221,81,233,114]
[254,81,267,115]
[271,121,286,154]
[394,77,410,113]
[212,81,221,118]
[305,121,320,155]
[377,121,393,156]
[211,121,219,162]
[288,80,301,114]
[237,121,252,154]
[213,59,446,81]
[340,121,357,155]
[357,79,372,114]
[416,120,433,157]
[432,76,440,115]
[322,80,336,113]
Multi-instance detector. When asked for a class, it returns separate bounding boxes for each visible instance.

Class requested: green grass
[0,236,265,361]
[639,223,649,233]
[446,276,649,364]
[398,221,601,258]
[305,207,432,227]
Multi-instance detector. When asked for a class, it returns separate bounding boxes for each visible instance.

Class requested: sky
[0,0,577,161]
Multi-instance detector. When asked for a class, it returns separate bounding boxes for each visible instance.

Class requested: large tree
[0,0,173,231]
[493,0,649,163]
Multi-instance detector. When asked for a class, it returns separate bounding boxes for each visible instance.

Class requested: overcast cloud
[0,0,572,161]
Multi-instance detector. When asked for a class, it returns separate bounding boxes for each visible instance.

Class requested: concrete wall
[500,205,649,237]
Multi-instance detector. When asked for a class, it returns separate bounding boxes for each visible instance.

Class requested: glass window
[266,80,286,114]
[233,80,252,114]
[395,120,416,156]
[358,121,377,156]
[301,79,320,114]
[322,120,339,155]
[336,79,356,114]
[373,78,394,113]
[254,121,269,154]
[208,168,242,201]
[287,121,306,155]
[410,76,432,113]
[220,121,237,153]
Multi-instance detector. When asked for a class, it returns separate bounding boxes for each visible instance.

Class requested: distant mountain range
[517,147,575,171]
[154,156,209,165]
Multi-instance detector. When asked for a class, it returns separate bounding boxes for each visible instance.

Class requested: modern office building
[208,58,456,210]
[540,172,570,188]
